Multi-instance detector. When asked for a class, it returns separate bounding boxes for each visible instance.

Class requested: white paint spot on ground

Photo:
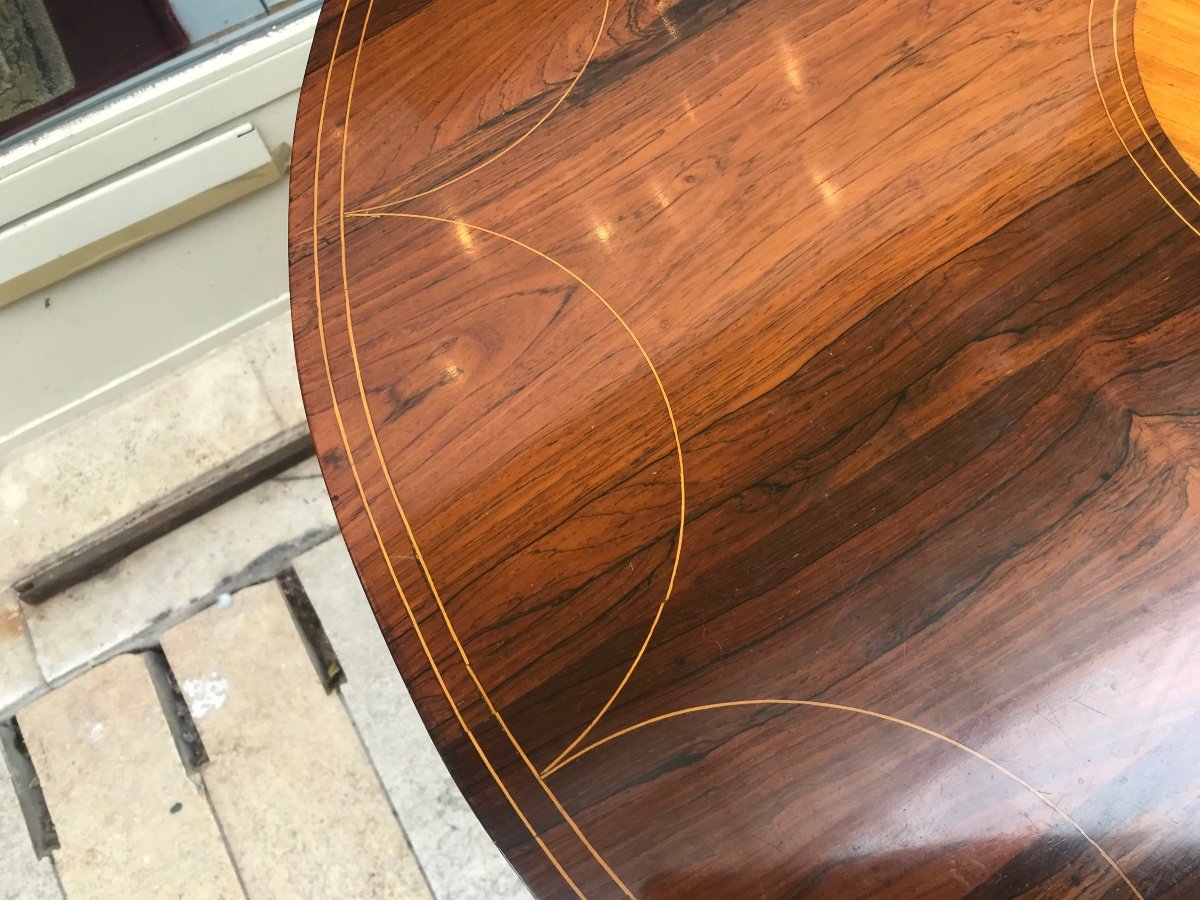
[86,722,104,743]
[181,673,229,719]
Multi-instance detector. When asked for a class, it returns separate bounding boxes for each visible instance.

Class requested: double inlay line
[343,208,689,782]
[312,3,589,895]
[321,1,635,895]
[1111,0,1200,211]
[313,0,1148,895]
[1089,0,1200,238]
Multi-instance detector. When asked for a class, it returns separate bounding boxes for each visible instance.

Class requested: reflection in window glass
[0,0,311,143]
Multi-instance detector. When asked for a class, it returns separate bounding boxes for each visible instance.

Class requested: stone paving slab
[22,457,335,686]
[0,319,287,585]
[293,539,532,900]
[17,654,243,900]
[162,581,431,900]
[0,314,305,715]
[0,306,537,896]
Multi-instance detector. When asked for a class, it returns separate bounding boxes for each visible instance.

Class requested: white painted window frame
[0,5,319,447]
[0,7,319,228]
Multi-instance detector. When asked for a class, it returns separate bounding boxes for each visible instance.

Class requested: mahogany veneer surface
[287,0,1200,896]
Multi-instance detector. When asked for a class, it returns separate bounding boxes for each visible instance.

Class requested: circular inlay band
[1135,0,1200,177]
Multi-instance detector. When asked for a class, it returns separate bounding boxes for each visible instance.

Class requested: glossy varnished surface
[287,0,1200,896]
[1136,0,1200,174]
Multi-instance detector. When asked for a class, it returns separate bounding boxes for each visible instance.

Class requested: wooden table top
[287,1,1200,896]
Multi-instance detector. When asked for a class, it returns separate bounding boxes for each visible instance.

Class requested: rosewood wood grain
[287,0,1200,896]
[1135,0,1200,175]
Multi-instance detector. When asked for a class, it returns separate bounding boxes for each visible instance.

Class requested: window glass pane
[0,0,313,143]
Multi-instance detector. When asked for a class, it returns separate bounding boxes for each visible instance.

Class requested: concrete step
[161,581,431,899]
[293,539,531,900]
[17,653,243,900]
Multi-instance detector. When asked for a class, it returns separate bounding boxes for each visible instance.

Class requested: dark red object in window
[0,0,188,142]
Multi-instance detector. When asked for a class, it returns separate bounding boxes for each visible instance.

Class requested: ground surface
[0,314,530,900]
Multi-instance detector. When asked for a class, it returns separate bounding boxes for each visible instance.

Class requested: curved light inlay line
[543,699,1146,899]
[352,0,610,214]
[338,26,636,894]
[350,208,689,780]
[1088,0,1200,238]
[1113,0,1200,211]
[310,3,584,896]
[315,5,1156,898]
